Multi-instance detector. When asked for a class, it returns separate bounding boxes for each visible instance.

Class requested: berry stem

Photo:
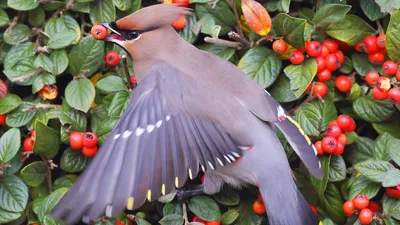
[43,158,54,192]
[226,0,245,39]
[228,31,253,49]
[182,203,189,225]
[122,54,135,90]
[22,103,58,112]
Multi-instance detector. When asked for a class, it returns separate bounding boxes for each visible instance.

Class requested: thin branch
[122,54,135,90]
[226,0,245,38]
[43,158,54,192]
[228,31,252,49]
[7,16,19,40]
[204,37,242,49]
[53,0,75,17]
[22,103,58,112]
[182,203,189,225]
[10,68,43,83]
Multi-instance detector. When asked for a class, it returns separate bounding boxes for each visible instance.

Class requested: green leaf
[97,117,119,144]
[373,133,394,162]
[388,136,400,166]
[348,175,381,199]
[237,47,282,88]
[382,168,400,187]
[2,154,23,175]
[6,102,36,128]
[354,159,394,182]
[43,214,66,225]
[54,175,77,190]
[387,10,400,62]
[33,121,60,158]
[96,76,127,94]
[3,24,32,45]
[284,58,317,98]
[65,78,95,113]
[0,175,28,212]
[90,0,116,24]
[295,103,320,137]
[0,208,20,224]
[375,1,400,14]
[383,195,400,222]
[48,32,78,50]
[163,202,182,216]
[198,44,236,61]
[32,74,56,94]
[3,42,35,70]
[108,91,130,117]
[20,162,47,187]
[353,95,395,123]
[28,7,45,27]
[272,13,306,48]
[372,119,400,139]
[34,54,55,75]
[346,83,362,102]
[340,56,353,74]
[195,1,235,35]
[44,15,81,45]
[345,136,374,164]
[310,155,331,200]
[189,196,221,221]
[234,196,263,225]
[49,50,69,76]
[58,102,87,132]
[0,8,9,27]
[325,15,375,46]
[268,74,298,103]
[3,56,38,86]
[69,36,105,77]
[179,14,198,44]
[323,184,345,224]
[329,155,346,182]
[159,214,184,225]
[351,53,381,76]
[313,4,351,27]
[113,0,131,11]
[0,128,21,163]
[221,210,239,225]
[360,0,386,21]
[7,0,39,11]
[60,148,88,173]
[213,188,240,206]
[36,187,68,221]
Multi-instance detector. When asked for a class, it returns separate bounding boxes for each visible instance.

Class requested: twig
[73,69,89,79]
[22,103,58,112]
[182,203,189,225]
[226,0,245,38]
[228,31,252,49]
[53,0,75,17]
[10,68,43,83]
[204,37,242,49]
[7,16,19,40]
[43,158,54,192]
[122,54,134,90]
[36,45,51,54]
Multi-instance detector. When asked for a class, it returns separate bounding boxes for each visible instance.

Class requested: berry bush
[0,0,399,225]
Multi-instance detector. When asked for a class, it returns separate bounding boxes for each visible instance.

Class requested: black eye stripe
[109,23,159,40]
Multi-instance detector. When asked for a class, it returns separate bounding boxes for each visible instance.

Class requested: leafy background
[0,0,399,225]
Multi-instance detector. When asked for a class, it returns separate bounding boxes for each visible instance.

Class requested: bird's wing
[52,61,253,224]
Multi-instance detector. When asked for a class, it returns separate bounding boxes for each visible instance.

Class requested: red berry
[253,199,266,214]
[272,40,288,54]
[82,145,98,157]
[305,83,312,92]
[306,41,322,58]
[334,50,344,65]
[388,88,400,104]
[192,216,206,224]
[382,60,398,76]
[172,0,189,7]
[171,16,187,30]
[368,52,385,64]
[105,51,120,66]
[290,50,304,65]
[30,129,36,139]
[338,133,348,145]
[343,200,355,215]
[206,221,221,225]
[377,76,391,92]
[354,43,364,52]
[312,82,328,97]
[335,75,352,92]
[91,24,108,40]
[358,208,373,225]
[316,57,326,72]
[363,35,379,54]
[386,187,400,198]
[82,132,98,148]
[333,142,345,155]
[326,124,342,138]
[314,141,324,155]
[329,120,338,126]
[323,39,339,53]
[365,71,380,85]
[0,114,6,125]
[322,136,338,154]
[377,34,386,49]
[321,45,329,57]
[396,68,400,81]
[130,75,137,84]
[258,192,263,201]
[372,87,388,100]
[368,201,380,213]
[380,47,387,54]
[69,132,83,150]
[317,69,332,82]
[346,119,356,133]
[353,194,370,210]
[325,54,340,71]
[23,137,34,152]
[337,39,352,51]
[309,204,318,215]
[337,115,352,131]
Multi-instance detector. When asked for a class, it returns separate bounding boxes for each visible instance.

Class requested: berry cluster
[191,215,220,225]
[355,34,387,64]
[68,132,99,157]
[365,65,400,103]
[314,115,356,155]
[23,130,36,152]
[343,194,379,224]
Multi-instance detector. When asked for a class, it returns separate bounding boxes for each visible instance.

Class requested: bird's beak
[101,22,124,42]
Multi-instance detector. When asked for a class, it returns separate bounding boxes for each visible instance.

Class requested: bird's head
[101,4,191,60]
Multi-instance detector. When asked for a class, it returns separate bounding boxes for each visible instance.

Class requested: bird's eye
[127,31,140,40]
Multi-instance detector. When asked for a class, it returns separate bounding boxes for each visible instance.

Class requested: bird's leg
[176,184,205,202]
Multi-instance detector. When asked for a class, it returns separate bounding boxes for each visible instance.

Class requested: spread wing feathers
[52,61,249,225]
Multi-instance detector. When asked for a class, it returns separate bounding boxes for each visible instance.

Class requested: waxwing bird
[52,4,323,225]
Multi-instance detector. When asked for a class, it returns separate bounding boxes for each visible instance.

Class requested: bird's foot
[176,185,205,203]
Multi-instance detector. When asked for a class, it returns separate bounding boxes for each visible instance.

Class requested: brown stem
[226,0,245,38]
[36,45,51,54]
[10,68,43,83]
[53,0,75,17]
[73,69,89,79]
[22,103,58,112]
[43,158,54,192]
[182,203,189,225]
[228,31,252,49]
[122,54,134,90]
[204,37,242,49]
[7,16,19,40]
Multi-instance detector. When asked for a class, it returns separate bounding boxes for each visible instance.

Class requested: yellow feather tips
[287,116,311,145]
[147,190,152,201]
[175,177,179,188]
[127,197,134,210]
[319,221,323,225]
[189,169,193,180]
[162,184,166,195]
